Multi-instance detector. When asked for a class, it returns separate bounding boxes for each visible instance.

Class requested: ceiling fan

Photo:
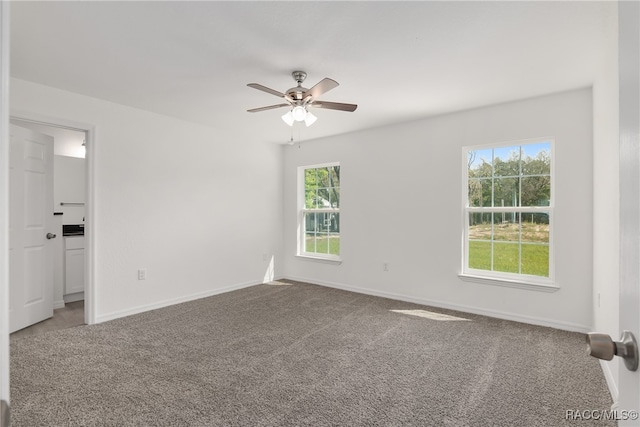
[247,71,357,127]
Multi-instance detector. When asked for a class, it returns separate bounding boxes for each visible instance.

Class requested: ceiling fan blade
[247,103,290,113]
[304,78,339,99]
[247,83,285,98]
[310,101,358,112]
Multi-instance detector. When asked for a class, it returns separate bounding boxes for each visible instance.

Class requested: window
[299,163,340,260]
[463,139,553,285]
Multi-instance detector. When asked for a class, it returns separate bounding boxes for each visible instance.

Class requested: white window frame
[460,138,557,291]
[297,162,341,262]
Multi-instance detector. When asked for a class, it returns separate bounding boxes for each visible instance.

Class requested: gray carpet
[10,280,615,426]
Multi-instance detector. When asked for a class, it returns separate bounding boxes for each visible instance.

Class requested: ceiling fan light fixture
[304,111,317,127]
[248,71,357,128]
[292,105,307,121]
[281,110,294,126]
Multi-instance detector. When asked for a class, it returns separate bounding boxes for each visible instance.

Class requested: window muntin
[464,140,552,283]
[300,164,340,259]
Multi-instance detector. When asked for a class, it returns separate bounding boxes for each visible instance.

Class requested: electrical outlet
[138,268,147,280]
[383,262,389,272]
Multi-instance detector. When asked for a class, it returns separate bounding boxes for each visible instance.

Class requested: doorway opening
[9,115,94,331]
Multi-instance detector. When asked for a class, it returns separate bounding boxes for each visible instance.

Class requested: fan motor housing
[286,87,309,101]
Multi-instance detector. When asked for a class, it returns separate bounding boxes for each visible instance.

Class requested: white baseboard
[95,280,264,324]
[95,274,590,333]
[63,292,84,304]
[599,359,619,405]
[53,300,65,310]
[284,275,591,333]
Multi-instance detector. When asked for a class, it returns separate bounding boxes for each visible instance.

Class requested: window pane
[321,167,337,187]
[304,212,340,255]
[331,187,340,208]
[493,242,519,273]
[328,234,340,255]
[521,142,551,175]
[467,211,550,277]
[493,177,519,207]
[305,189,316,209]
[521,176,550,207]
[494,219,519,242]
[468,241,491,270]
[329,165,340,186]
[315,234,328,254]
[316,188,329,208]
[312,167,326,187]
[521,214,549,244]
[305,232,316,253]
[493,146,520,177]
[305,169,318,189]
[301,165,340,258]
[465,142,551,280]
[468,179,491,207]
[316,212,326,232]
[305,168,318,209]
[468,213,492,240]
[329,212,340,233]
[468,149,493,178]
[308,233,336,255]
[305,166,340,209]
[521,244,549,277]
[311,233,338,255]
[305,212,317,232]
[313,187,339,209]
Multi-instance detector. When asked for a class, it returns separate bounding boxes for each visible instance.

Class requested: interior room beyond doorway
[11,119,87,328]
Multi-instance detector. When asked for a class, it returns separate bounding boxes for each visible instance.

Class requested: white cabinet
[64,236,84,295]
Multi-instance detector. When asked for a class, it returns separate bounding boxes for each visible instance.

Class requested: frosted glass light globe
[281,111,294,126]
[292,106,307,121]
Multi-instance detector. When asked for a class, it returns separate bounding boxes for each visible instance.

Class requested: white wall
[283,88,594,332]
[10,78,283,322]
[592,2,620,402]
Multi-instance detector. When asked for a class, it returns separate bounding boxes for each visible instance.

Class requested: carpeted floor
[10,300,85,340]
[10,280,615,426]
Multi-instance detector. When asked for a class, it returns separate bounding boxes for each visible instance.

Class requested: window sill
[458,273,559,293]
[296,255,342,265]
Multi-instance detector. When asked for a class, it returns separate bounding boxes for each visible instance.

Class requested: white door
[8,123,54,333]
[617,1,640,423]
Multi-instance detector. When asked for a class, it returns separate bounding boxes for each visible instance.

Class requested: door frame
[0,0,10,408]
[9,112,96,327]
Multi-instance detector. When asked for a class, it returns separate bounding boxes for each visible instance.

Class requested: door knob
[46,232,56,239]
[586,330,638,372]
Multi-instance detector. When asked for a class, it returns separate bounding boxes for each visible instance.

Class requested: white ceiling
[10,1,614,145]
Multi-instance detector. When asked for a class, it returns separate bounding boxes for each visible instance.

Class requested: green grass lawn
[469,241,549,277]
[306,235,340,255]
